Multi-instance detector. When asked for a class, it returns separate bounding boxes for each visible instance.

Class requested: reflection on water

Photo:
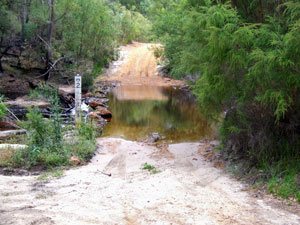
[103,85,212,142]
[112,85,168,101]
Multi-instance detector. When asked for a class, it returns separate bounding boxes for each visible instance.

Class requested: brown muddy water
[102,85,213,142]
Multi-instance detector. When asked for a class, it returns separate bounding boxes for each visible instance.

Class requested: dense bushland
[151,0,300,201]
[0,0,151,80]
[0,0,152,169]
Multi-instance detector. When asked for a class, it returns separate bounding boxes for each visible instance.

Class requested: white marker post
[75,74,82,123]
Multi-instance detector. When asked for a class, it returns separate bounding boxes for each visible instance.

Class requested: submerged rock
[85,97,109,109]
[95,106,112,121]
[87,112,107,127]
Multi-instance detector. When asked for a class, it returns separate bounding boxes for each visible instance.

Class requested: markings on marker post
[75,74,82,121]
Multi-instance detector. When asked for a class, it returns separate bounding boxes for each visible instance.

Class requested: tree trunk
[258,0,264,22]
[0,58,3,73]
[78,21,85,57]
[45,0,55,81]
[231,0,237,8]
[20,0,28,42]
[78,3,88,58]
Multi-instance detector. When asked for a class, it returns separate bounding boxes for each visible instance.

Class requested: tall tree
[20,0,31,42]
[0,1,20,73]
[45,0,55,80]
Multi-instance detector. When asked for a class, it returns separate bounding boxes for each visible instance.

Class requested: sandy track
[1,138,299,225]
[99,42,184,87]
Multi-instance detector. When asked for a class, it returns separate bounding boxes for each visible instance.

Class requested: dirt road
[1,138,299,225]
[99,42,184,87]
[1,43,300,224]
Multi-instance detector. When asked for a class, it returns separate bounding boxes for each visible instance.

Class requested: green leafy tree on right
[150,0,300,201]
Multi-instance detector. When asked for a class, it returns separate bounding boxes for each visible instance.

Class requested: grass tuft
[142,163,161,174]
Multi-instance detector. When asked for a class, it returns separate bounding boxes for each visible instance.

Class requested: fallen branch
[36,57,65,78]
[37,35,50,50]
[5,107,20,122]
[96,170,112,177]
[0,144,27,150]
[0,129,27,139]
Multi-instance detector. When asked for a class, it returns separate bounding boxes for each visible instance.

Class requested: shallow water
[103,85,213,142]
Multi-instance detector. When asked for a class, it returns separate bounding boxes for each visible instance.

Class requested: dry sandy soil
[1,138,300,225]
[1,43,300,224]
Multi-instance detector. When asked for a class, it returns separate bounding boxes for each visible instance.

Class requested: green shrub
[142,163,160,174]
[22,108,52,149]
[112,3,152,44]
[40,151,68,167]
[77,121,97,141]
[18,108,65,167]
[268,171,300,202]
[152,0,300,200]
[0,96,7,120]
[82,74,94,92]
[16,85,66,168]
[68,121,97,161]
[28,85,63,148]
[11,150,26,167]
[91,63,103,78]
[14,112,98,168]
[66,139,96,161]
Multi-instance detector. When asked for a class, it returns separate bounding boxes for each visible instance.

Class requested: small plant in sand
[37,169,64,181]
[142,163,160,174]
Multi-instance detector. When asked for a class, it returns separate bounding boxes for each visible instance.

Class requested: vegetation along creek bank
[0,42,299,225]
[1,0,300,224]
